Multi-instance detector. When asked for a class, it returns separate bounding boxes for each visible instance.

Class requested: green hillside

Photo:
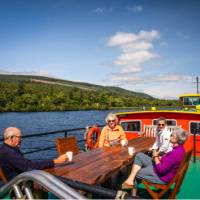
[0,74,178,112]
[0,74,152,99]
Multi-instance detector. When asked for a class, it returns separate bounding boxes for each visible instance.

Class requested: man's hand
[53,154,68,164]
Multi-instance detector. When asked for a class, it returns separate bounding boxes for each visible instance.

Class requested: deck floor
[177,159,200,199]
[136,158,200,199]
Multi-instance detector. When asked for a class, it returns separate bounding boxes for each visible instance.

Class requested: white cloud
[121,41,153,53]
[177,32,189,40]
[121,66,142,73]
[143,81,196,99]
[138,30,160,41]
[0,70,50,77]
[107,30,159,46]
[105,30,196,98]
[110,74,193,85]
[107,32,137,46]
[115,50,157,66]
[127,5,143,12]
[94,8,105,15]
[160,41,168,46]
[108,74,196,98]
[107,30,160,74]
[94,7,114,15]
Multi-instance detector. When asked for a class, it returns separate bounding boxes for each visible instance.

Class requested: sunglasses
[158,124,165,127]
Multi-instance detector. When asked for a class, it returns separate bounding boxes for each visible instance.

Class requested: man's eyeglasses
[108,120,115,123]
[14,135,22,139]
[158,124,165,127]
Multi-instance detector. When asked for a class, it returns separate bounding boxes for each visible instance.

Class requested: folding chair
[141,149,193,199]
[0,167,8,184]
[56,136,79,156]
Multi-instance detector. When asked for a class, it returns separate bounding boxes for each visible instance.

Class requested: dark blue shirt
[0,143,54,181]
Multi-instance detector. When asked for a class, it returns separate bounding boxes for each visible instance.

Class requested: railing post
[84,126,90,151]
[64,131,68,137]
[193,131,196,163]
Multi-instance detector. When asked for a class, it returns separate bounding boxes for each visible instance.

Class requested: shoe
[121,182,134,189]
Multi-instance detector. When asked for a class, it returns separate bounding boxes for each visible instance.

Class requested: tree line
[0,82,179,112]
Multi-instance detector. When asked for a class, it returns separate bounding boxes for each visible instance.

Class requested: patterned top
[98,125,127,147]
[150,127,173,153]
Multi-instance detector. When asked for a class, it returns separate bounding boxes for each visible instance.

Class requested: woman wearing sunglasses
[98,113,127,147]
[149,117,173,155]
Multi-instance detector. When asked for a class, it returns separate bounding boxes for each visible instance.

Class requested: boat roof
[115,109,200,116]
[179,93,200,97]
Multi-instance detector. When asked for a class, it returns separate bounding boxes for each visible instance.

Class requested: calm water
[0,110,128,159]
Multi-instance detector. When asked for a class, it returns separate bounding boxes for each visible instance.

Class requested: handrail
[0,127,89,141]
[0,124,104,155]
[0,170,85,199]
[0,170,136,199]
[57,176,135,199]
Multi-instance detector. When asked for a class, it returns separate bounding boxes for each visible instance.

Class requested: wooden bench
[141,149,193,199]
[142,125,182,138]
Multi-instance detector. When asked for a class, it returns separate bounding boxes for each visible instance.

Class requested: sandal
[121,182,134,189]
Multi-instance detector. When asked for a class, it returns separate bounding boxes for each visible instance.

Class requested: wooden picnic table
[45,137,154,185]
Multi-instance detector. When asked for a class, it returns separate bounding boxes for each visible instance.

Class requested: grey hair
[105,113,118,124]
[173,127,188,144]
[3,127,20,140]
[158,117,167,125]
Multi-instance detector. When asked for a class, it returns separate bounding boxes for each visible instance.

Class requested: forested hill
[0,74,151,98]
[0,74,178,112]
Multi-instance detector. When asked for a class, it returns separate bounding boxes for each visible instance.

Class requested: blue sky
[0,0,200,98]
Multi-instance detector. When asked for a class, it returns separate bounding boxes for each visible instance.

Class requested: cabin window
[153,119,176,126]
[120,121,141,132]
[183,97,200,106]
[190,122,200,134]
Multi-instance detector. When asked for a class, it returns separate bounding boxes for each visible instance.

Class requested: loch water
[0,110,128,159]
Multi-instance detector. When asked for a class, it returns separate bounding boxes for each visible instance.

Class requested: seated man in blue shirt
[0,127,68,181]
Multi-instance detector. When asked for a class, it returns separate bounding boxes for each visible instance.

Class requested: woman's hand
[152,149,159,157]
[152,150,160,164]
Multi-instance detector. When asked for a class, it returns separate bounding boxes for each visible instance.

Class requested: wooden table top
[45,137,154,185]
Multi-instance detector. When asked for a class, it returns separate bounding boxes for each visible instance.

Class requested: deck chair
[0,167,8,184]
[56,136,79,156]
[141,149,193,199]
[142,125,182,138]
[142,125,157,138]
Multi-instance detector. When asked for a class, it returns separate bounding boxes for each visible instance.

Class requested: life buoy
[86,125,101,150]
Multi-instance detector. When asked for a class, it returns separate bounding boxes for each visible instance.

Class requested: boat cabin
[179,93,200,108]
[116,94,200,156]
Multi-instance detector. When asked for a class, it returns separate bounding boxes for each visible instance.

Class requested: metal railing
[0,170,85,199]
[0,170,136,199]
[0,125,103,156]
